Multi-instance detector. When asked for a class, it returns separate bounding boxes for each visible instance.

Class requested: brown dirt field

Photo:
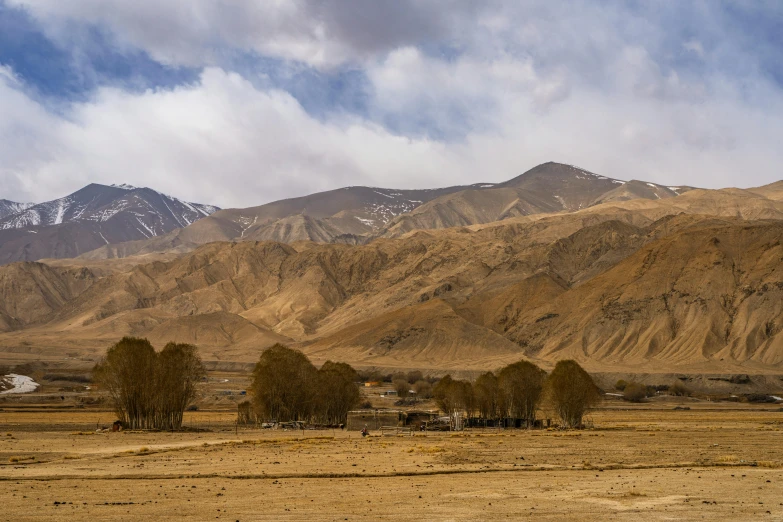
[1,405,783,520]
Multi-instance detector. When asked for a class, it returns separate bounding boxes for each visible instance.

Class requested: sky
[1,1,782,208]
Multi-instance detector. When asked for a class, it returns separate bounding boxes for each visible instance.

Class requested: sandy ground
[1,406,782,520]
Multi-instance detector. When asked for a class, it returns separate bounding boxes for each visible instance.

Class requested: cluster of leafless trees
[392,370,433,401]
[249,344,360,425]
[93,337,205,430]
[433,360,600,428]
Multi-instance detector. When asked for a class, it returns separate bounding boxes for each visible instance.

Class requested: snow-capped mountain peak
[0,199,34,221]
[0,184,220,246]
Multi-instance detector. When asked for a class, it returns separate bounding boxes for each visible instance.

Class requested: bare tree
[94,337,205,430]
[237,400,256,425]
[456,379,476,420]
[474,371,503,420]
[433,375,457,415]
[316,361,360,425]
[545,360,600,429]
[622,382,647,402]
[406,370,424,384]
[250,344,318,422]
[393,378,410,399]
[433,375,473,417]
[413,379,432,399]
[94,337,157,429]
[498,360,547,426]
[155,342,205,430]
[669,380,691,396]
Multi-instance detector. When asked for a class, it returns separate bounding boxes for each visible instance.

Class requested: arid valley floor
[2,389,782,521]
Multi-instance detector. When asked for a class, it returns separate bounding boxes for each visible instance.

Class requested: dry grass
[717,455,740,463]
[2,405,783,520]
[416,445,446,454]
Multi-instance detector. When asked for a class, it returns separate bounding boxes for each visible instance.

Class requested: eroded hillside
[1,199,782,372]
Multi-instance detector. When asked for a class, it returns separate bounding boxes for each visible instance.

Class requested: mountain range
[1,162,783,375]
[0,184,218,265]
[44,163,696,262]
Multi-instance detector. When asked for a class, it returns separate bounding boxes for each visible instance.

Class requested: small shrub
[393,378,410,399]
[623,383,647,402]
[413,380,433,399]
[406,371,424,385]
[615,379,628,391]
[669,380,691,397]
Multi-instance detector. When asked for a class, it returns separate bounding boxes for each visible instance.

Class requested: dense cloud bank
[1,1,782,207]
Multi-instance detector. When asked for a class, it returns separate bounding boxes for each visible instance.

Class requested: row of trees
[92,339,597,430]
[433,360,600,428]
[94,337,205,430]
[249,344,360,425]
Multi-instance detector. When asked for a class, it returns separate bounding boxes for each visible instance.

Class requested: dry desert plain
[1,394,783,521]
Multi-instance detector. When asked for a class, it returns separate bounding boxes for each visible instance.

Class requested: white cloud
[1,2,783,208]
[684,39,705,58]
[7,0,456,69]
[0,67,458,206]
[2,57,783,209]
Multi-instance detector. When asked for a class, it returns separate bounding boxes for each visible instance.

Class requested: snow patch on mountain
[0,184,219,233]
[0,200,35,220]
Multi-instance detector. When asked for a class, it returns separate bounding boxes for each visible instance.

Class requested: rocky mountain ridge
[2,196,782,373]
[0,184,219,264]
[74,162,699,261]
[0,199,33,220]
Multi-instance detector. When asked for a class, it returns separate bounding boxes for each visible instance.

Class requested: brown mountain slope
[381,182,783,240]
[0,210,657,363]
[500,220,783,370]
[2,202,783,373]
[748,180,783,201]
[0,262,96,329]
[303,299,520,370]
[590,179,688,205]
[378,163,630,237]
